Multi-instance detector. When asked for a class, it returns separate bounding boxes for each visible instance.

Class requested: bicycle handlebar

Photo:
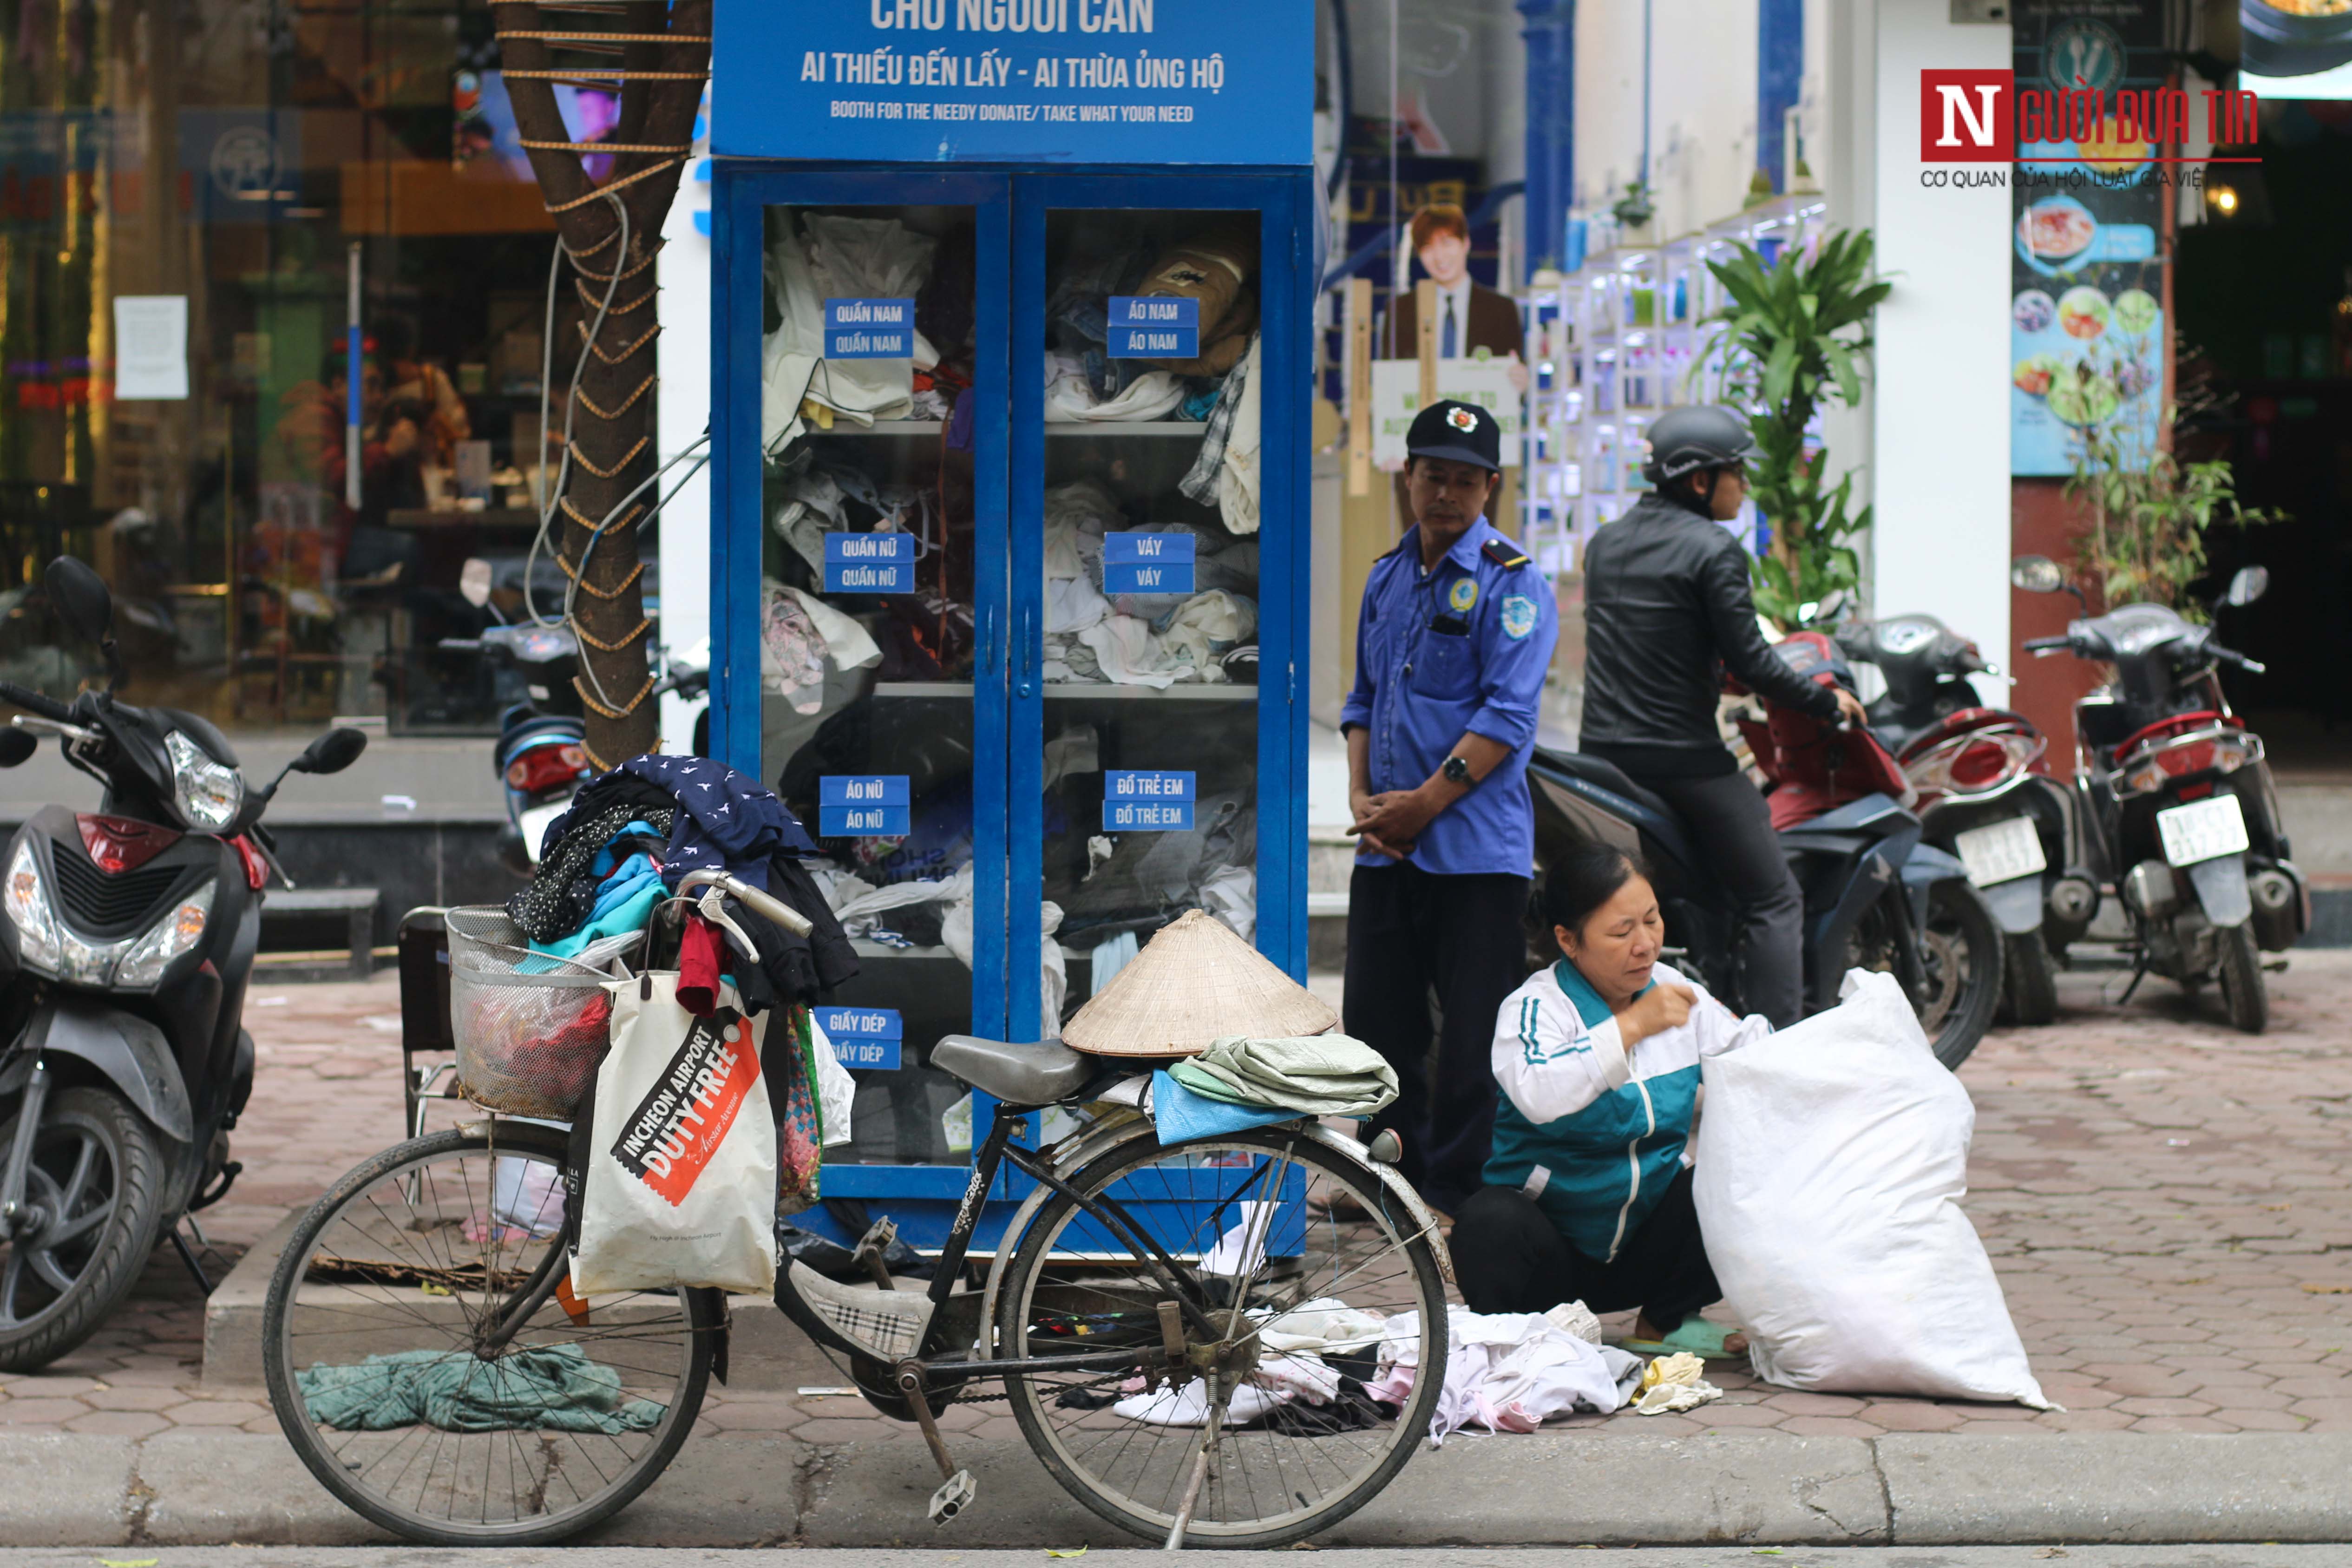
[0,681,74,723]
[2214,645,2267,676]
[675,868,816,939]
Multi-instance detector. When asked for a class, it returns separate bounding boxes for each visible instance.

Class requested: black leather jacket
[1579,492,1841,753]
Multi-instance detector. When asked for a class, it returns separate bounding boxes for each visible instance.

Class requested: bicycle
[262,870,1452,1548]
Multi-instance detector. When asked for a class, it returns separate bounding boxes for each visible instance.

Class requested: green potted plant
[2063,376,2281,615]
[1697,227,1891,628]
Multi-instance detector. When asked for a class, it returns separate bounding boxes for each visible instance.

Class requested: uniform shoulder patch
[1500,594,1539,640]
[1481,538,1531,569]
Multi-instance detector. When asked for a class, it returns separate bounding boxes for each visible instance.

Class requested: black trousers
[1624,768,1807,1028]
[1451,1168,1722,1332]
[1343,863,1530,1214]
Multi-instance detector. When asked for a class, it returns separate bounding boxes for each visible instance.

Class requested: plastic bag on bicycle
[571,974,780,1295]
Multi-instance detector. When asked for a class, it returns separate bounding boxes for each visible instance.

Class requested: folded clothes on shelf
[762,213,939,450]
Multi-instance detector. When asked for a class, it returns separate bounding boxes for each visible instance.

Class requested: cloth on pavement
[1254,1297,1389,1355]
[1168,1032,1399,1119]
[1373,1304,1646,1444]
[1633,1350,1723,1415]
[296,1345,665,1434]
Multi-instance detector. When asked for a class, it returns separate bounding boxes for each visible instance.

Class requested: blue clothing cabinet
[705,2,1315,1247]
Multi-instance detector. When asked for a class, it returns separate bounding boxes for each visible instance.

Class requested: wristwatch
[1442,754,1474,786]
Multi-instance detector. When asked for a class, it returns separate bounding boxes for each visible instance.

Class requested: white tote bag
[571,974,779,1296]
[1692,969,2051,1408]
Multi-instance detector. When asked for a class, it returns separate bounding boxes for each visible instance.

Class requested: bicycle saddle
[931,1034,1092,1106]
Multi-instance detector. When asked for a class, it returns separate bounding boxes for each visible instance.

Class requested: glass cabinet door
[1010,182,1294,1040]
[750,181,1007,1168]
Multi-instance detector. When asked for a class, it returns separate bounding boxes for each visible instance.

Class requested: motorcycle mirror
[0,727,36,768]
[290,727,369,776]
[459,557,494,609]
[2009,556,2065,594]
[44,558,116,645]
[2224,565,2270,607]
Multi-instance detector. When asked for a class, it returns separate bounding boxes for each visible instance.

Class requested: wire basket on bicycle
[444,905,624,1120]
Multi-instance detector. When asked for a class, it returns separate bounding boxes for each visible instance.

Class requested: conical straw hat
[1061,908,1337,1058]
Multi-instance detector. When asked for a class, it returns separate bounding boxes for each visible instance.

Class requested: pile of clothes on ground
[1042,478,1258,689]
[1085,1296,1718,1442]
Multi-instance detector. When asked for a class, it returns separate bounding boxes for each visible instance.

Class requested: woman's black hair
[1542,841,1652,936]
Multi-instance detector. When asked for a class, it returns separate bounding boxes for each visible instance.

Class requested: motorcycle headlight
[115,878,214,989]
[3,841,59,973]
[166,730,244,831]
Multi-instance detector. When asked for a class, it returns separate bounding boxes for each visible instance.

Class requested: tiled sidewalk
[2,954,2349,1445]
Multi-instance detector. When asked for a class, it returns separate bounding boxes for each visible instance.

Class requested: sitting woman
[1453,841,1768,1358]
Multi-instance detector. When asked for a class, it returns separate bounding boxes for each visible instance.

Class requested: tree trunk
[491,0,710,768]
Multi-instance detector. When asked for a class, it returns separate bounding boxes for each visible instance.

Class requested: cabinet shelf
[1043,420,1207,437]
[1042,683,1258,701]
[872,681,977,698]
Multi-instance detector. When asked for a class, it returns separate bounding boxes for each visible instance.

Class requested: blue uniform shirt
[1340,517,1558,877]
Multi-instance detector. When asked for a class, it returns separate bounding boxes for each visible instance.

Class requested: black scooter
[0,559,366,1369]
[1838,613,2096,1025]
[2013,556,2307,1032]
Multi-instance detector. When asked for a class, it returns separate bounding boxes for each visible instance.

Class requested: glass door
[735,171,1009,1182]
[1009,176,1306,1044]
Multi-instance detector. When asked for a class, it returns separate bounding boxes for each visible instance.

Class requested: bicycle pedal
[928,1468,976,1525]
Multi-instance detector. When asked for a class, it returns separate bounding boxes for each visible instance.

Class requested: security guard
[1337,398,1558,1218]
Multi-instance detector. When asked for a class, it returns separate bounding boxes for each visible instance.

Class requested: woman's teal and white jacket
[1482,958,1768,1263]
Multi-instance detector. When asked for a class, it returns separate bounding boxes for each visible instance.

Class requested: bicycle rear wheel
[261,1123,716,1545]
[996,1126,1447,1548]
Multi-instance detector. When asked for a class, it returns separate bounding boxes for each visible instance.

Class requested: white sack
[573,977,778,1296]
[1692,968,2052,1408]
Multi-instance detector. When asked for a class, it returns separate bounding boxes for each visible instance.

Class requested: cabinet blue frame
[708,160,1314,1246]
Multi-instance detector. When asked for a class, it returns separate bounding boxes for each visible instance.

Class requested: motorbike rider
[1578,405,1867,1029]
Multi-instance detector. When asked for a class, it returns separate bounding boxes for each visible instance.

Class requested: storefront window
[0,0,628,734]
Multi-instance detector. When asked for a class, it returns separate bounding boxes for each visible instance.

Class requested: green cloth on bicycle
[295,1343,667,1434]
[1168,1034,1399,1119]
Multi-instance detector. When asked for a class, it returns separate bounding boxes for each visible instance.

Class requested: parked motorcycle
[0,559,367,1369]
[1838,614,2094,1025]
[2012,556,2307,1033]
[441,623,711,874]
[1531,631,2005,1069]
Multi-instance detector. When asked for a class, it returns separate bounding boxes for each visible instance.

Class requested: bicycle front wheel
[996,1126,1447,1548]
[260,1123,716,1546]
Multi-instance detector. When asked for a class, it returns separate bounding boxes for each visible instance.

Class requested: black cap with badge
[1404,398,1502,473]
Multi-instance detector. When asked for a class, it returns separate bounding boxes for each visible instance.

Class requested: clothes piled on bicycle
[296,1345,665,1434]
[1168,1033,1398,1119]
[511,753,856,1007]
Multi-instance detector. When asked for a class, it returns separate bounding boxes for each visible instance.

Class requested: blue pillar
[1518,0,1574,280]
[1757,0,1802,193]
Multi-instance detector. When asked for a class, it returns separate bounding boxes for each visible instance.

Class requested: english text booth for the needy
[706,1,1316,1252]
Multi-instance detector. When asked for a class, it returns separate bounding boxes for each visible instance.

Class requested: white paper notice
[113,295,190,400]
[1369,357,1522,468]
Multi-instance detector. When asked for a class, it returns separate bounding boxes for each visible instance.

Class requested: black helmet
[1641,405,1756,485]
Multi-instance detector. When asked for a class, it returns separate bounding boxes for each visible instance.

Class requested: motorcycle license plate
[1953,816,2047,886]
[518,800,572,865]
[2157,794,2249,867]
